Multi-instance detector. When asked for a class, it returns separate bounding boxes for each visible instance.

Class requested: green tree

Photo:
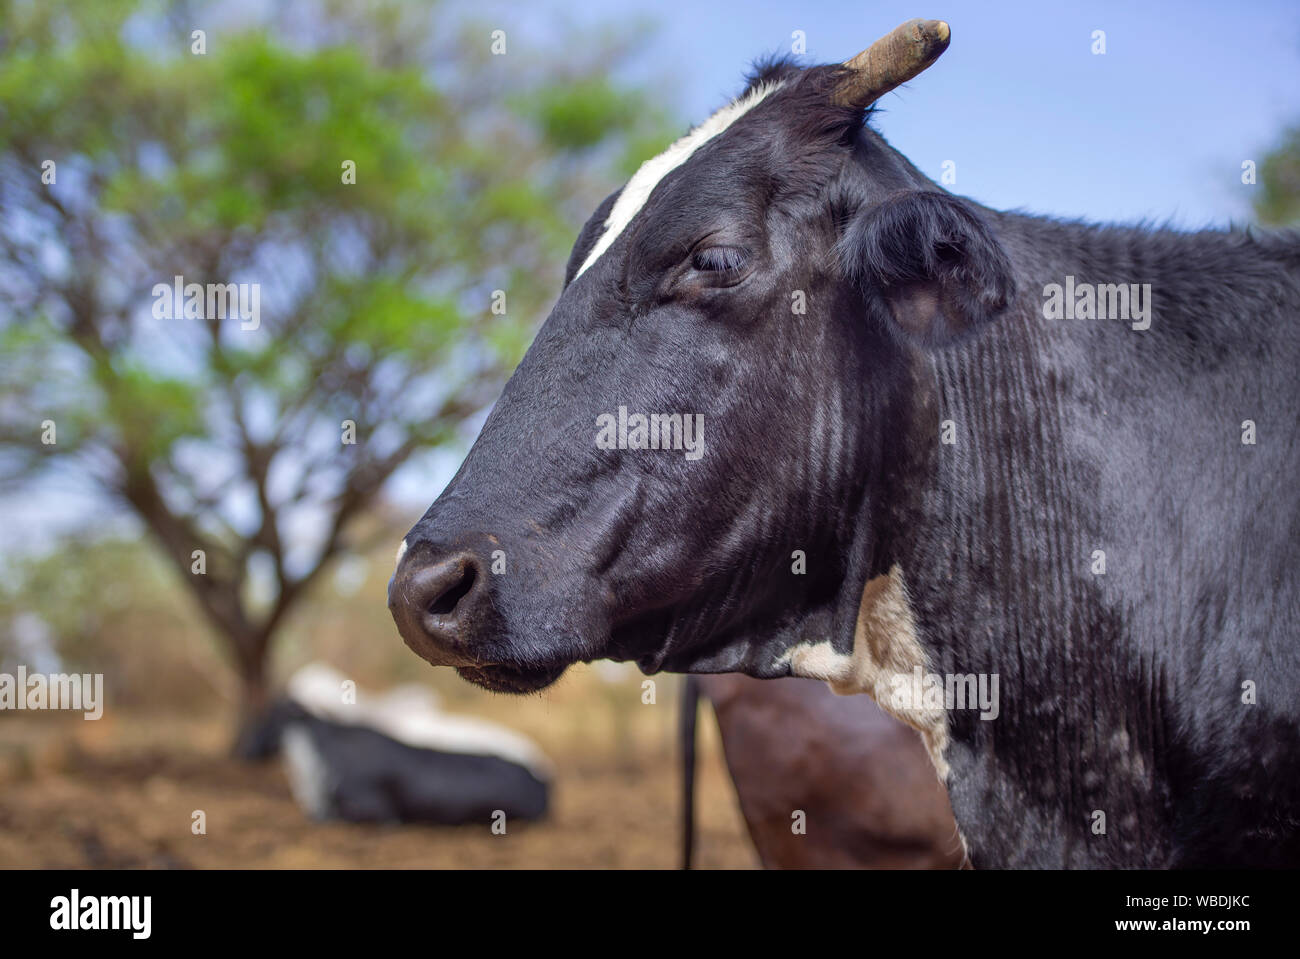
[1254,125,1300,226]
[0,0,674,744]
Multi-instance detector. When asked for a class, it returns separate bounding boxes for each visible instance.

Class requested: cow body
[865,217,1300,867]
[700,674,963,868]
[390,22,1300,867]
[278,708,548,825]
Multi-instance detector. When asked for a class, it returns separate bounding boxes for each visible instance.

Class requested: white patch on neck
[573,81,785,280]
[779,565,952,781]
[286,663,553,780]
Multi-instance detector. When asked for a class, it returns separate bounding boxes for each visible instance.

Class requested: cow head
[389,20,1014,693]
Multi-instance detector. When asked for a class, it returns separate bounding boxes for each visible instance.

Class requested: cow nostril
[391,549,492,667]
[428,565,477,617]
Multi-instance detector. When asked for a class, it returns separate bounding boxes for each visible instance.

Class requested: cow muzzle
[387,536,573,693]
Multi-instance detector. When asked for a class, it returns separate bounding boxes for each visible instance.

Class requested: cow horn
[833,18,951,108]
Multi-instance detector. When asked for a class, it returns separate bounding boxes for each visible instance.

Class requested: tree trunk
[230,640,272,759]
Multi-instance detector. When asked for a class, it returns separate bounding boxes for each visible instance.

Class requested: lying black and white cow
[242,664,550,826]
[389,19,1300,866]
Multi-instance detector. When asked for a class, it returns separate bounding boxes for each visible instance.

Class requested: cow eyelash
[690,245,750,274]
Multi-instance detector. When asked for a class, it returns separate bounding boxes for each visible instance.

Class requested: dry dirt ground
[0,690,758,869]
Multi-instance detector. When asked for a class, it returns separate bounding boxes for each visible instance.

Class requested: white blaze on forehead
[395,538,408,568]
[573,81,785,280]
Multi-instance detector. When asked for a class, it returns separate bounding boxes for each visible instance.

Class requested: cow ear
[840,191,1015,348]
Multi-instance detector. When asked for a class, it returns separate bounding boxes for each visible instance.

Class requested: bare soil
[0,699,757,870]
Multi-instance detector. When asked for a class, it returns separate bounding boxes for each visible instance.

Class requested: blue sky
[518,0,1299,227]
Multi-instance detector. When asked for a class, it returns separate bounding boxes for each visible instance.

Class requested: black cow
[389,19,1300,866]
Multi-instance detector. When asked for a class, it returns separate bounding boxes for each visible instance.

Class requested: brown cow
[687,674,965,869]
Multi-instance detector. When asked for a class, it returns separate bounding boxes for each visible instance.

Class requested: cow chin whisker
[455,661,569,695]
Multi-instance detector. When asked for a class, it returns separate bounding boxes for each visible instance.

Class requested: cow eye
[691,245,750,275]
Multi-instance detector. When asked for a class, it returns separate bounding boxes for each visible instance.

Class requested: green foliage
[107,362,205,464]
[524,79,649,150]
[1255,125,1300,226]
